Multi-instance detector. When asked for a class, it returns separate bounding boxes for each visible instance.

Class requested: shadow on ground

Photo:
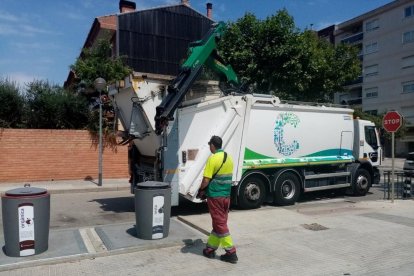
[91,197,135,213]
[91,196,209,217]
[180,239,205,256]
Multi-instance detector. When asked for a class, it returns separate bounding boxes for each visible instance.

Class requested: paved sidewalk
[0,178,130,194]
[1,198,414,275]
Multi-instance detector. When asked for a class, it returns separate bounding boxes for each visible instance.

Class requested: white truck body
[111,75,381,208]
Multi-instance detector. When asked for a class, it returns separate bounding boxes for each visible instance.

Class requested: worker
[197,135,238,264]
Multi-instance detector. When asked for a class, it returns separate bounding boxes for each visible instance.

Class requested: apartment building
[326,0,414,155]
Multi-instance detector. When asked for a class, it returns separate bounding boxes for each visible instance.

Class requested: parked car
[403,152,414,176]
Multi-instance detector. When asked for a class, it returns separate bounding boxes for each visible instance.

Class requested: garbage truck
[110,22,382,209]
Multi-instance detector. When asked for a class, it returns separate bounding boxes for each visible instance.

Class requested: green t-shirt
[203,149,233,197]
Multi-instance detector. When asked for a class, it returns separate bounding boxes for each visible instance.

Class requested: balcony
[344,76,363,86]
[346,98,362,105]
[341,32,363,44]
[339,97,362,106]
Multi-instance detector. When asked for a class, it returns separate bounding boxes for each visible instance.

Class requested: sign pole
[391,132,395,203]
[383,110,403,204]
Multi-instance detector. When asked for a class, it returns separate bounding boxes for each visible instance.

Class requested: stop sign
[383,111,403,132]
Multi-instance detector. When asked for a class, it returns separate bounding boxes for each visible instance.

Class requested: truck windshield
[365,126,379,150]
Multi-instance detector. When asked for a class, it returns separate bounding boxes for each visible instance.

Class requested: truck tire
[352,168,371,196]
[238,177,266,209]
[274,172,301,206]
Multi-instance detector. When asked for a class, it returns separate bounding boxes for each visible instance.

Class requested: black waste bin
[1,185,50,257]
[134,181,171,240]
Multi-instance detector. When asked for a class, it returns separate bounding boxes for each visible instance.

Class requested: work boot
[202,248,216,259]
[220,252,238,264]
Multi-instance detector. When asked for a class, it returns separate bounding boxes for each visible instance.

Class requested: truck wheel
[238,177,265,209]
[274,172,301,206]
[353,168,371,196]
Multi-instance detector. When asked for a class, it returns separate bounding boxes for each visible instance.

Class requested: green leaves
[0,79,89,129]
[219,11,361,102]
[70,38,132,137]
[24,80,89,129]
[0,78,24,128]
[70,39,132,89]
[219,11,299,94]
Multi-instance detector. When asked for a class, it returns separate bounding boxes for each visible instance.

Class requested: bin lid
[5,187,48,197]
[137,181,170,189]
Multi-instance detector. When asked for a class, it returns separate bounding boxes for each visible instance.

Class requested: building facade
[329,0,414,155]
[65,0,213,88]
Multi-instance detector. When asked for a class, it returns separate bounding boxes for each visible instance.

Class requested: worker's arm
[200,177,211,190]
[196,177,210,200]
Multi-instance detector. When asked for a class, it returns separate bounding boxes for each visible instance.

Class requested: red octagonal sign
[383,111,403,132]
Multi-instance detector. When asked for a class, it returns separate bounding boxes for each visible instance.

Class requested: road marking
[79,228,108,253]
[79,228,96,253]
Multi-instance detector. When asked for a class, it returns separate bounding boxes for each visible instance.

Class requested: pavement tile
[95,218,204,251]
[0,228,87,268]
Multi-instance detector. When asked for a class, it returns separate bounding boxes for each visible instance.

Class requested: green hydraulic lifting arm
[154,21,240,135]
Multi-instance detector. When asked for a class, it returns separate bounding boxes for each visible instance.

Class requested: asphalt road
[42,183,387,230]
[46,190,211,230]
[50,190,136,229]
[0,158,403,231]
[47,158,403,230]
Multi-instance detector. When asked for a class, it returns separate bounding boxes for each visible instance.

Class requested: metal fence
[383,170,412,200]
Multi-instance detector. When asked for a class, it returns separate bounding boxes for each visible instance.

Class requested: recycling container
[1,185,50,257]
[134,181,171,240]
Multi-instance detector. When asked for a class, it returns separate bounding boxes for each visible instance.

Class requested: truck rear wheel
[238,176,265,209]
[274,172,301,206]
[352,168,371,196]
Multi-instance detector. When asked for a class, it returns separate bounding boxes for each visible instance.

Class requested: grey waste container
[135,181,171,240]
[1,186,50,257]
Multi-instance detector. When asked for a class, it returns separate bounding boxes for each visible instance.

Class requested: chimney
[119,0,136,13]
[206,3,213,19]
[181,0,190,6]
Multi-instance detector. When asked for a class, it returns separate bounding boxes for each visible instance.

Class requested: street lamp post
[94,77,107,187]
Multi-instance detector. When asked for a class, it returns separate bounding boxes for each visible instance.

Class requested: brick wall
[0,129,129,182]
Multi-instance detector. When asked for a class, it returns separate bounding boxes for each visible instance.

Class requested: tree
[219,11,361,102]
[0,78,25,128]
[25,80,89,129]
[70,39,132,137]
[70,38,132,90]
[287,31,360,101]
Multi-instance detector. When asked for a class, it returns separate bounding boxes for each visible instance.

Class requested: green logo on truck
[274,112,300,156]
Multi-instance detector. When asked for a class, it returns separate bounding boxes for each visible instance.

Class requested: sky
[0,0,393,88]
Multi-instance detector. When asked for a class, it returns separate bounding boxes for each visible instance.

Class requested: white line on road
[79,228,108,253]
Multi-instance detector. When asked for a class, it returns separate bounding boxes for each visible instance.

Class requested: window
[365,126,378,150]
[401,106,414,121]
[365,42,378,54]
[405,5,414,18]
[366,19,379,32]
[403,31,414,43]
[364,64,378,77]
[401,105,414,121]
[402,80,414,93]
[402,55,414,68]
[365,87,378,98]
